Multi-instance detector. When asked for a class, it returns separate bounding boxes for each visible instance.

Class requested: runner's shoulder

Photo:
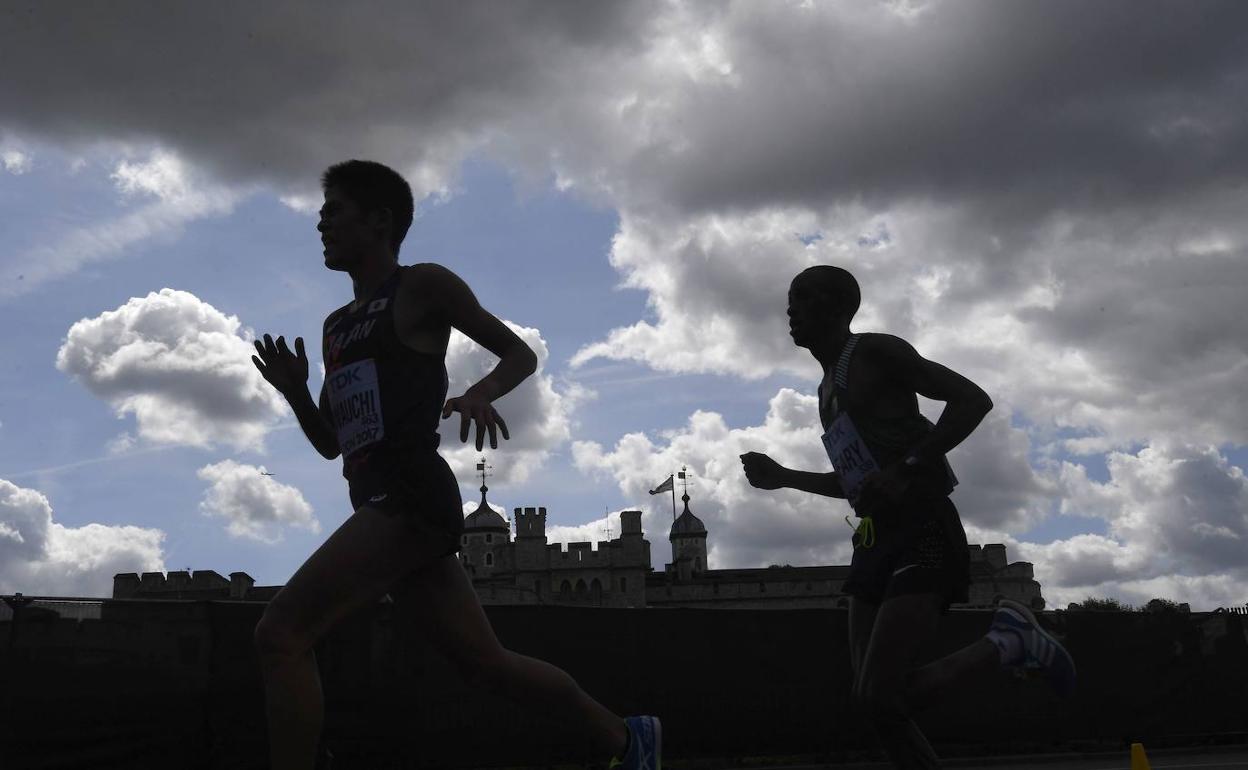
[401,262,479,307]
[855,333,922,370]
[323,302,351,330]
[402,262,468,292]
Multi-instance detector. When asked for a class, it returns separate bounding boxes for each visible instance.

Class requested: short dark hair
[320,160,415,252]
[797,265,861,320]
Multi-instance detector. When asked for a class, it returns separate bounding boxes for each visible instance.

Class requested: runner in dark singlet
[740,266,1075,769]
[251,160,660,770]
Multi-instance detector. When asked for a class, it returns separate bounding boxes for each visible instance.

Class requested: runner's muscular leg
[389,556,628,760]
[848,595,879,689]
[253,505,447,770]
[857,592,944,769]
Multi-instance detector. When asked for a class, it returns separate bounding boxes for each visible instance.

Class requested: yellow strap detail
[845,514,875,549]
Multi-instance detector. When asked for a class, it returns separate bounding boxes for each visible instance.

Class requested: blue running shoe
[610,715,661,770]
[992,599,1077,697]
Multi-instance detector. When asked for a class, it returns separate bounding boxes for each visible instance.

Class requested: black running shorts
[842,496,970,612]
[346,449,464,558]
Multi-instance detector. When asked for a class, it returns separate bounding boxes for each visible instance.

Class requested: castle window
[759,582,766,593]
[486,533,493,543]
[560,580,571,597]
[620,577,627,592]
[485,553,494,567]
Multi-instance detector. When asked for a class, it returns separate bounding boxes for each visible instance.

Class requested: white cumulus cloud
[0,478,166,597]
[966,442,1248,610]
[56,288,289,451]
[574,388,851,570]
[197,460,318,543]
[442,322,591,485]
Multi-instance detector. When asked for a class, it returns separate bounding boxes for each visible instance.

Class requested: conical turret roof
[669,494,706,538]
[464,485,509,532]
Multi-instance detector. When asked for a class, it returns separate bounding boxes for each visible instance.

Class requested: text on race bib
[327,359,384,455]
[822,411,879,507]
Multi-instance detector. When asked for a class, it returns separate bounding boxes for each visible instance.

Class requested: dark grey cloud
[637,1,1248,218]
[0,0,657,192]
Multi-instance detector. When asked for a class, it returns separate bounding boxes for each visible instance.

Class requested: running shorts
[346,448,464,558]
[842,495,971,613]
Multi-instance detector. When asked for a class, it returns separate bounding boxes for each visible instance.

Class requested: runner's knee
[253,612,312,659]
[453,646,511,691]
[856,681,909,722]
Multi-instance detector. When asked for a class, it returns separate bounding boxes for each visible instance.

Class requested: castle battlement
[114,570,254,599]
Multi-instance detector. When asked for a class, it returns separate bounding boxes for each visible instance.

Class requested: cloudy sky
[2,1,1246,610]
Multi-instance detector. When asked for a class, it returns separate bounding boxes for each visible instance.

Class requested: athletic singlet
[817,333,957,502]
[321,266,448,479]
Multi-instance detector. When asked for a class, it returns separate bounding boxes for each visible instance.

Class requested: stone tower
[513,506,548,571]
[462,482,510,576]
[669,493,707,581]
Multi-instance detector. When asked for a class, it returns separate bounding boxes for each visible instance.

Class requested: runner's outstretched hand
[252,334,309,397]
[443,390,510,451]
[741,451,787,490]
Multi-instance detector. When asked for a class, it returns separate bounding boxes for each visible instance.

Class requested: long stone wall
[1,600,1245,768]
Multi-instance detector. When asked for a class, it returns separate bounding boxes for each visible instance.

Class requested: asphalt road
[960,748,1248,770]
[736,747,1248,770]
[961,749,1248,770]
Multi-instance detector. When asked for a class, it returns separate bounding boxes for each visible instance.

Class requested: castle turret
[514,506,548,572]
[669,493,708,581]
[463,482,509,574]
[515,506,547,541]
[620,510,643,537]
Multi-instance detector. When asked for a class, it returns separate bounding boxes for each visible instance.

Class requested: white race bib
[821,411,879,506]
[326,359,385,455]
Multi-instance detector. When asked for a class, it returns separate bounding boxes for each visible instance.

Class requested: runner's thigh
[257,505,447,651]
[849,595,879,688]
[389,555,506,672]
[858,592,943,700]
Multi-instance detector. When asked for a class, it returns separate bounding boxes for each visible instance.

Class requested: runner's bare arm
[410,264,537,450]
[251,334,340,460]
[785,469,848,498]
[869,334,993,464]
[280,385,341,460]
[740,452,847,498]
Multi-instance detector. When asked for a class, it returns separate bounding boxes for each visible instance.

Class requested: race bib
[326,359,385,455]
[821,411,879,506]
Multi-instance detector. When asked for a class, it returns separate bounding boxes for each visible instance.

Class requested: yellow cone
[1130,742,1151,770]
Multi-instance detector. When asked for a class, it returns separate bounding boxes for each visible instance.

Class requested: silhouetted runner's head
[319,159,415,271]
[787,265,860,353]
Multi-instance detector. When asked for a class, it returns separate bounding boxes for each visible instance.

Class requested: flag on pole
[649,475,674,495]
